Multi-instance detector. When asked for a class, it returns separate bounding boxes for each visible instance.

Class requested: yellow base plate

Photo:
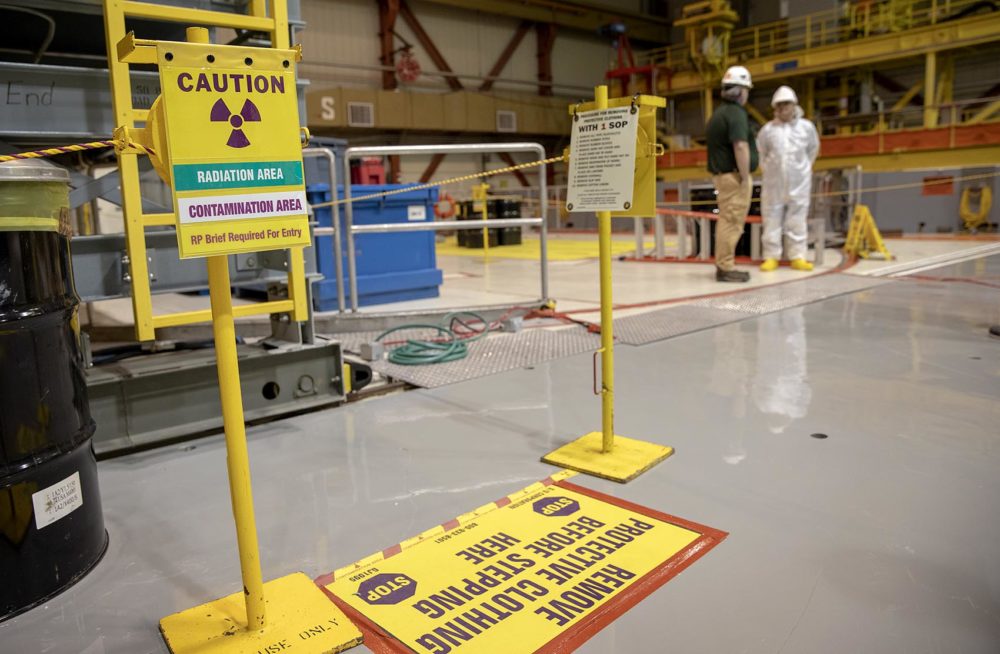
[542,432,674,483]
[160,572,362,654]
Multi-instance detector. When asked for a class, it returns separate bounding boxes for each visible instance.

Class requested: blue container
[308,183,442,309]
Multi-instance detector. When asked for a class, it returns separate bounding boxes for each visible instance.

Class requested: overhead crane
[609,1,1000,182]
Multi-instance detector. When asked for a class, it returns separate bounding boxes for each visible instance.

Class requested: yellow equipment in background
[472,182,491,259]
[960,186,993,231]
[675,1,739,78]
[845,204,894,260]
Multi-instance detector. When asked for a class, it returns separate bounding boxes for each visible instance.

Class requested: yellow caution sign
[319,472,726,653]
[156,41,310,258]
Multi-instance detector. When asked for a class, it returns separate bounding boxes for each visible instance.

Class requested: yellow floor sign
[317,472,726,653]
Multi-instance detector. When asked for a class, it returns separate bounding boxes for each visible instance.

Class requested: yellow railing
[644,0,989,72]
[813,95,1000,136]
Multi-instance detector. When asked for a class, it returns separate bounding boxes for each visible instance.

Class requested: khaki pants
[712,172,753,271]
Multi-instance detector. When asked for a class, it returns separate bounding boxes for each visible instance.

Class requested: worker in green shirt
[706,65,759,282]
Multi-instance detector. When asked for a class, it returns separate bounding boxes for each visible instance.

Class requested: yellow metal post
[153,17,361,654]
[207,256,267,629]
[704,85,714,124]
[473,183,491,261]
[839,76,851,135]
[594,85,614,453]
[805,77,815,119]
[187,24,266,631]
[924,51,938,127]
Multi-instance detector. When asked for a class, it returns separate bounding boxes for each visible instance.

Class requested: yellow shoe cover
[760,258,779,272]
[790,258,814,271]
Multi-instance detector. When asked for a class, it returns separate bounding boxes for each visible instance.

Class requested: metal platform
[87,341,347,455]
[334,274,895,383]
[614,303,754,346]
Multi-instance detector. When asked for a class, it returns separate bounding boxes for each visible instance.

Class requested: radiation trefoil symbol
[210,98,261,148]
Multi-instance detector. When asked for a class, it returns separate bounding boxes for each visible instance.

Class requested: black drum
[0,160,107,620]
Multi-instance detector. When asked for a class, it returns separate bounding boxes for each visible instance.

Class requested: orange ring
[434,192,457,219]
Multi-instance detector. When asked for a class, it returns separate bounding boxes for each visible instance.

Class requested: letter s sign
[321,96,335,121]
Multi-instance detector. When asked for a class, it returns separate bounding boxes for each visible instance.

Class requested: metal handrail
[341,142,550,313]
[815,94,1000,133]
[302,147,345,313]
[315,218,542,235]
[642,0,987,72]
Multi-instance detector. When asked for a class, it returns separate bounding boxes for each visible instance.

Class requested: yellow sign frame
[102,0,308,342]
[567,94,666,218]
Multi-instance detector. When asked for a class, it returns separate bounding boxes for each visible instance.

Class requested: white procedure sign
[566,107,638,213]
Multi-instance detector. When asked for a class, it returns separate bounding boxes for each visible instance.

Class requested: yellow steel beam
[659,13,1000,96]
[936,56,954,108]
[745,102,767,126]
[967,99,1000,125]
[924,52,937,128]
[890,81,924,113]
[658,145,1000,182]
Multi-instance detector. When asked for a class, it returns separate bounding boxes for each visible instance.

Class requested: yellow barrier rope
[308,154,567,210]
[2,138,993,216]
[0,140,117,163]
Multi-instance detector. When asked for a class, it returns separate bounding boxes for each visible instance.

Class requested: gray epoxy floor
[4,257,1000,653]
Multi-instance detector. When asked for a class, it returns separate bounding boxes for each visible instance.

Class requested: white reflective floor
[4,249,1000,653]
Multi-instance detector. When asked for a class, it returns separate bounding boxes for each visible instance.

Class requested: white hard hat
[722,65,753,88]
[771,85,798,106]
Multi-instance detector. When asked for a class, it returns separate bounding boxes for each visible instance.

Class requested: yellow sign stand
[543,86,673,483]
[104,21,360,654]
[845,204,894,260]
[472,182,491,260]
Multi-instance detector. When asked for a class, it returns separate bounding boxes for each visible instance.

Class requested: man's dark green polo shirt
[706,100,759,175]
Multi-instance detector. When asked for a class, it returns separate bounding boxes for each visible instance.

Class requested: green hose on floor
[375,312,491,365]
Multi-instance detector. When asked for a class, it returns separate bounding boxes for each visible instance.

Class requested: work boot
[716,267,750,283]
[990,325,1000,338]
[790,258,814,271]
[760,258,779,272]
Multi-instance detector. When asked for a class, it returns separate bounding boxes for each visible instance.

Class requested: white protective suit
[756,107,819,260]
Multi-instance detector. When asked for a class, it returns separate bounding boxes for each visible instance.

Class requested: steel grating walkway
[333,273,892,386]
[615,273,893,346]
[367,328,601,388]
